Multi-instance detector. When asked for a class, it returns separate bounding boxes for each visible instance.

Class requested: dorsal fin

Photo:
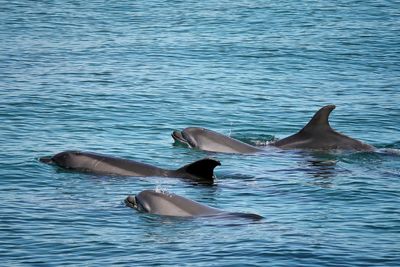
[176,158,221,184]
[301,105,336,133]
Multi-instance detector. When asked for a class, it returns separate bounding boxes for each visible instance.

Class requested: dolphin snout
[39,156,54,164]
[171,130,184,142]
[172,130,192,148]
[124,195,137,209]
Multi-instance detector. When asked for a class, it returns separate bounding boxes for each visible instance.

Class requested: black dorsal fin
[176,158,221,184]
[301,105,336,133]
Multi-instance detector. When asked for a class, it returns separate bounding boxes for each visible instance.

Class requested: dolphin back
[126,190,264,220]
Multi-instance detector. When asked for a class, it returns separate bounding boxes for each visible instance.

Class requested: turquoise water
[1,0,400,266]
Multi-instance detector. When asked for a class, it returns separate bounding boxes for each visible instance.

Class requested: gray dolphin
[271,105,375,151]
[172,105,374,153]
[172,127,263,154]
[39,151,220,185]
[125,189,263,220]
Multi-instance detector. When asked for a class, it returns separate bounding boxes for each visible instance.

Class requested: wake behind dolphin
[125,189,263,220]
[172,105,375,153]
[39,151,220,185]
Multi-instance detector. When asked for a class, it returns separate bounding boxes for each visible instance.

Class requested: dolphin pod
[40,150,220,185]
[125,189,263,220]
[40,105,378,221]
[172,105,375,153]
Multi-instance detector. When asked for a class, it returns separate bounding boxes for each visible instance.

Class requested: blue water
[1,0,400,266]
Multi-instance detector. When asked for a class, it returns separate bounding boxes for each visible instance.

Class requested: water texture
[1,0,399,266]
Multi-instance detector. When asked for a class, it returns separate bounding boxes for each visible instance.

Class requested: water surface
[1,0,399,266]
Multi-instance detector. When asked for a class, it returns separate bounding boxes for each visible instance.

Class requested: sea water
[1,0,399,266]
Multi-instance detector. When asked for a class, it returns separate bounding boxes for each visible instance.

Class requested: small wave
[232,135,276,147]
[377,148,400,156]
[382,141,400,150]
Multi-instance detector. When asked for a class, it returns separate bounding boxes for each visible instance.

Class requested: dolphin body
[172,105,374,153]
[125,189,263,220]
[172,128,263,154]
[39,151,220,185]
[271,105,375,151]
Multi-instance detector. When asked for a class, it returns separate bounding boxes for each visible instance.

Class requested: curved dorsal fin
[301,105,336,133]
[176,158,221,184]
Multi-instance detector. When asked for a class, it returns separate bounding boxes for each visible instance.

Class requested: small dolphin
[125,189,263,220]
[172,127,262,154]
[271,105,375,151]
[39,151,220,184]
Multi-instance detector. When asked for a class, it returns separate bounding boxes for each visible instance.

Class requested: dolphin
[172,105,374,153]
[39,151,220,185]
[271,105,375,151]
[125,189,263,220]
[172,127,263,154]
